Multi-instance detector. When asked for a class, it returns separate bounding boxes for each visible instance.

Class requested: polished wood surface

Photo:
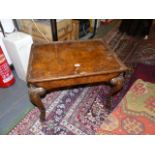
[27,39,128,121]
[27,39,127,82]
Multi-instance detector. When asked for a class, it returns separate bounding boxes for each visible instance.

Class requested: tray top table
[27,39,128,121]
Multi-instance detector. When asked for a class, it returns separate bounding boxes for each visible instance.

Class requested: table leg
[106,75,124,109]
[28,84,46,122]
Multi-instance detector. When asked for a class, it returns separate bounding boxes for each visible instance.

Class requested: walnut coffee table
[27,39,128,121]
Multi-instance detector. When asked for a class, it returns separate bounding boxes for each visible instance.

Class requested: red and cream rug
[96,79,155,135]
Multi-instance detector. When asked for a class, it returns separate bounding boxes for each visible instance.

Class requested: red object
[101,19,113,25]
[0,46,15,87]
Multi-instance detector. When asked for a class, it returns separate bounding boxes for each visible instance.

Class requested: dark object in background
[0,21,5,37]
[50,19,58,41]
[77,19,90,38]
[119,19,153,38]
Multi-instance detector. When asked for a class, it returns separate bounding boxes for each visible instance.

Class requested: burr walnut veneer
[27,39,128,121]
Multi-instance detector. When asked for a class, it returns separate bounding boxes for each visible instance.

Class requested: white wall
[0,19,15,65]
[0,32,12,65]
[0,19,15,33]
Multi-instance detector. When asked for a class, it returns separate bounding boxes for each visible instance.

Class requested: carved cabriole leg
[106,74,124,109]
[28,84,46,122]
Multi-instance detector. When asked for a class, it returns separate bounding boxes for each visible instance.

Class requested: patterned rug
[127,63,155,87]
[97,24,155,135]
[103,27,138,68]
[104,24,155,68]
[96,79,155,135]
[9,73,131,135]
[96,62,155,135]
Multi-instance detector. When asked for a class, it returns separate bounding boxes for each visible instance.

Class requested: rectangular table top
[27,39,127,83]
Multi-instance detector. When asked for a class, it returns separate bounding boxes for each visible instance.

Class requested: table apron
[30,72,121,90]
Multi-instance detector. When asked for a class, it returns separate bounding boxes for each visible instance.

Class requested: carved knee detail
[28,84,46,96]
[110,75,124,95]
[106,74,125,109]
[28,84,46,121]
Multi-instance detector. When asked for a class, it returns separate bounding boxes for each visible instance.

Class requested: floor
[0,71,34,134]
[0,20,118,134]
